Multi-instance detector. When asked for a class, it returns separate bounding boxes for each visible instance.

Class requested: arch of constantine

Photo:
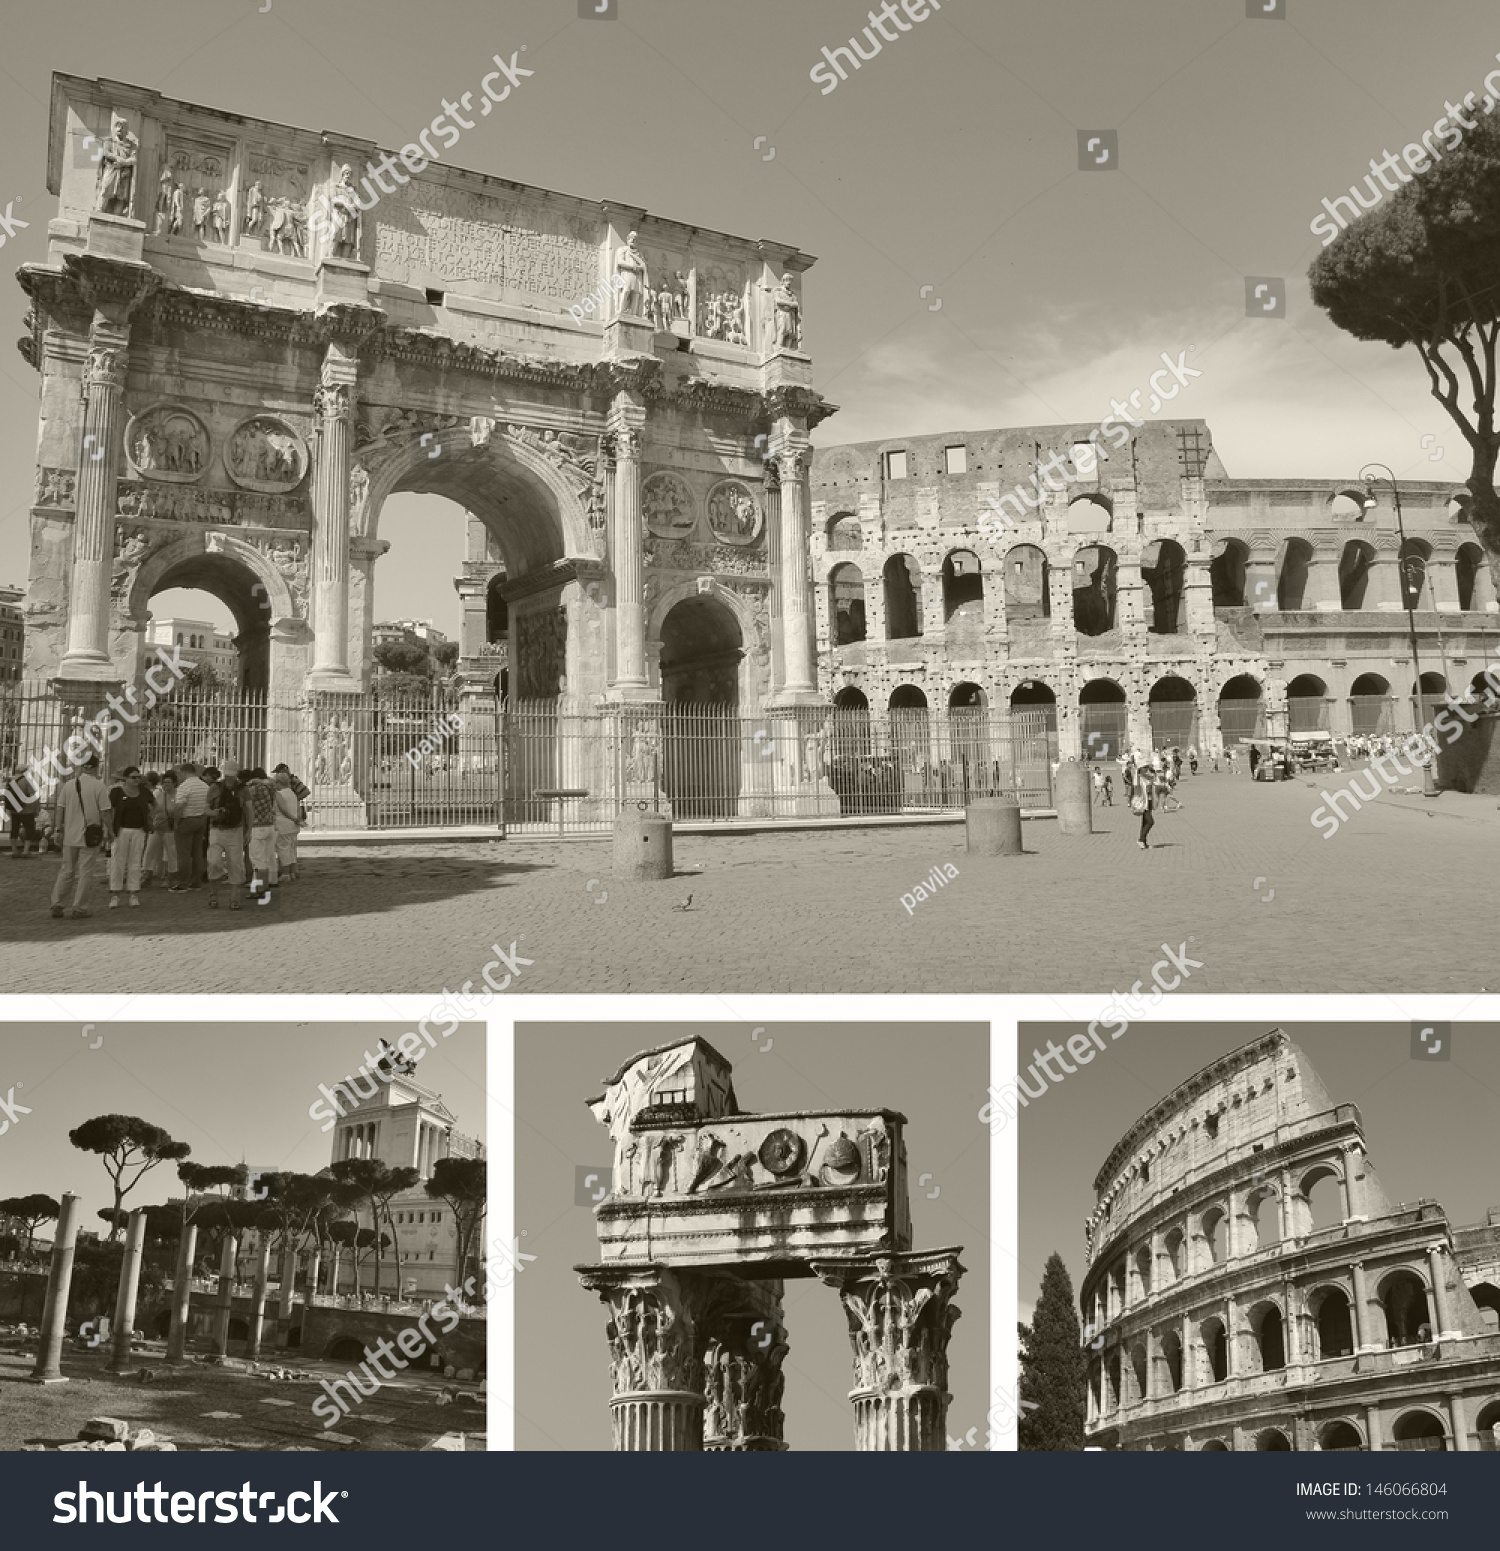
[17,73,835,821]
[1080,1030,1500,1451]
[576,1036,965,1450]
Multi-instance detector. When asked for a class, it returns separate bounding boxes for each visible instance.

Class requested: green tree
[1018,1251,1087,1451]
[1309,113,1500,578]
[373,639,432,677]
[68,1115,192,1242]
[431,640,459,673]
[426,1157,486,1291]
[330,1158,419,1297]
[0,1193,60,1258]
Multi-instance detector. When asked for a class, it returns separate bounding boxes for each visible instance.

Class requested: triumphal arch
[577,1036,965,1450]
[18,73,834,815]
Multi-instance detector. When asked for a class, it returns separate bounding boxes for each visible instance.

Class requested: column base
[54,659,123,686]
[307,670,359,694]
[27,1375,71,1386]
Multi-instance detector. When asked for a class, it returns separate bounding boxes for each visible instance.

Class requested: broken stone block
[127,1429,157,1449]
[422,1432,467,1451]
[102,1442,127,1451]
[456,1368,475,1381]
[133,1442,177,1451]
[58,1442,93,1452]
[78,1417,130,1443]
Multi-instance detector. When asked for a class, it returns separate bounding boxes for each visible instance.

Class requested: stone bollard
[1054,760,1093,836]
[614,810,673,882]
[31,1192,82,1384]
[965,797,1022,856]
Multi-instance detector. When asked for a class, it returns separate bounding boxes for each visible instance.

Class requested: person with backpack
[205,766,247,910]
[49,753,108,918]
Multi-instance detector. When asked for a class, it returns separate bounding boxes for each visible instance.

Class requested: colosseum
[810,420,1497,760]
[1077,1030,1500,1451]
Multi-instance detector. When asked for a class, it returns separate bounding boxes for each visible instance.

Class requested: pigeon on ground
[672,893,694,911]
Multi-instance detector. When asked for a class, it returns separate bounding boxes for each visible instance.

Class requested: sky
[1017,1022,1500,1327]
[514,1020,989,1451]
[1,0,1493,633]
[0,1021,486,1231]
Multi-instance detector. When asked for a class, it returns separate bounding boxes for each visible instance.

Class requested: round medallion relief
[642,471,697,539]
[706,479,763,545]
[225,414,310,493]
[123,404,212,484]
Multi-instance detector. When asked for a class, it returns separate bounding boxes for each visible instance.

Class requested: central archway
[660,594,743,820]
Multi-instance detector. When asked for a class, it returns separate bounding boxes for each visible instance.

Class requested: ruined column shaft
[61,328,128,675]
[107,1208,148,1373]
[246,1236,274,1360]
[165,1222,197,1362]
[214,1233,239,1355]
[1351,1261,1371,1352]
[31,1193,82,1383]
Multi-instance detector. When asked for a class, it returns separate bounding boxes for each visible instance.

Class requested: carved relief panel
[162,135,235,244]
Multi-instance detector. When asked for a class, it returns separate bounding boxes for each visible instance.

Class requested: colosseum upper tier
[1078,1030,1500,1451]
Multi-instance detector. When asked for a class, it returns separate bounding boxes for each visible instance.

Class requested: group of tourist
[36,756,309,920]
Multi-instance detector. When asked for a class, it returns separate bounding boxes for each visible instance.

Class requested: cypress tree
[1018,1251,1087,1450]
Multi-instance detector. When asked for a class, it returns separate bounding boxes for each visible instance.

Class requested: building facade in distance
[0,585,23,683]
[1079,1030,1500,1451]
[810,423,1499,759]
[148,615,237,680]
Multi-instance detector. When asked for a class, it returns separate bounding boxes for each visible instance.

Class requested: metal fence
[1,682,1056,834]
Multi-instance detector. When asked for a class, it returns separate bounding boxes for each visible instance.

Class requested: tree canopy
[1309,113,1500,571]
[69,1114,191,1241]
[0,1193,61,1257]
[427,1156,486,1289]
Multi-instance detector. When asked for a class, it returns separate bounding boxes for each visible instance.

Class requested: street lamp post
[1360,463,1438,794]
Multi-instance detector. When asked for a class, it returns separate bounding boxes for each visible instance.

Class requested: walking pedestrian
[1102,772,1113,807]
[49,754,107,918]
[273,768,302,881]
[205,766,246,910]
[1188,746,1199,775]
[1091,765,1105,807]
[8,767,41,857]
[106,765,151,909]
[1247,744,1260,780]
[170,761,210,891]
[240,766,279,895]
[1133,761,1155,850]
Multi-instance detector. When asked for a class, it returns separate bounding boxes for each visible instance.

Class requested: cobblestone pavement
[1,772,1492,996]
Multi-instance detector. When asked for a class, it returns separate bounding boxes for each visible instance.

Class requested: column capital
[811,1248,965,1397]
[577,1263,704,1397]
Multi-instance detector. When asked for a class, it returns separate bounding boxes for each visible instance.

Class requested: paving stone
[4,774,1487,994]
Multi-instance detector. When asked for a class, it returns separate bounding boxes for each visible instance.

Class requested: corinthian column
[610,421,649,695]
[578,1265,706,1450]
[60,325,129,679]
[773,445,817,700]
[812,1248,966,1451]
[309,348,358,689]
